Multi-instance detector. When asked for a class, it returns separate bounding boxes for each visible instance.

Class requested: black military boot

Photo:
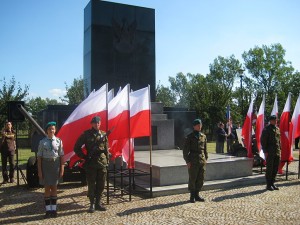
[88,198,95,213]
[190,192,195,203]
[95,197,106,211]
[271,182,279,190]
[266,181,274,191]
[194,191,205,202]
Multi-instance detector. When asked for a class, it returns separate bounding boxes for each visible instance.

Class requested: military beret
[269,115,277,121]
[45,121,56,129]
[193,119,202,126]
[91,116,101,123]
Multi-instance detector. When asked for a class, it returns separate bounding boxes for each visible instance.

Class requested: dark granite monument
[84,0,156,100]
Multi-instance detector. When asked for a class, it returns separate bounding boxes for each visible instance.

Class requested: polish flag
[271,94,279,126]
[108,85,130,159]
[271,94,278,117]
[279,93,292,173]
[107,89,114,103]
[242,98,254,158]
[57,84,108,162]
[226,105,231,135]
[130,86,151,138]
[256,95,265,159]
[288,94,300,158]
[122,138,135,169]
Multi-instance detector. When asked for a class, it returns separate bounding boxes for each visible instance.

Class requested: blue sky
[1,0,299,101]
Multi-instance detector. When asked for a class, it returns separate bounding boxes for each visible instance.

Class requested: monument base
[134,150,253,186]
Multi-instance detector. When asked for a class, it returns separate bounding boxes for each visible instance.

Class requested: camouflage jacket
[261,124,281,156]
[183,131,208,164]
[74,128,109,169]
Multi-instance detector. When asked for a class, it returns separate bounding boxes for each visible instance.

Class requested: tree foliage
[156,43,300,139]
[0,76,29,126]
[242,43,299,112]
[60,76,85,105]
[26,97,61,119]
[155,82,176,107]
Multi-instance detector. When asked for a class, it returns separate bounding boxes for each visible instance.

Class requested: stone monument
[84,0,156,100]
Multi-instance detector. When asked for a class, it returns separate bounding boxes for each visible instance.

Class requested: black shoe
[189,193,195,203]
[44,211,52,219]
[95,204,106,211]
[195,195,205,202]
[272,184,279,190]
[266,185,274,191]
[51,210,57,217]
[88,204,95,213]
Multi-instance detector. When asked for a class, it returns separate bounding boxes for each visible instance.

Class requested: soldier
[74,116,109,213]
[1,121,16,184]
[261,115,281,191]
[183,119,208,203]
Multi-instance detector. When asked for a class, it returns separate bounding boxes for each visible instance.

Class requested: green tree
[242,43,297,113]
[26,97,61,119]
[0,76,29,126]
[207,55,243,124]
[169,72,190,107]
[61,76,85,105]
[155,82,176,107]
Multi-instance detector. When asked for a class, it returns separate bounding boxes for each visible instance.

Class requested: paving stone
[0,163,299,225]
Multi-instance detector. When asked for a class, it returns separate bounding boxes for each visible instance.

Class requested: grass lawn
[16,148,35,165]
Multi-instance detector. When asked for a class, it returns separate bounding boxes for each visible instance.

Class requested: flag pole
[110,88,117,192]
[298,148,300,179]
[127,84,132,201]
[148,85,153,197]
[105,83,110,204]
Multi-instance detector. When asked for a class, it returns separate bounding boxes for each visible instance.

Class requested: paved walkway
[0,164,299,225]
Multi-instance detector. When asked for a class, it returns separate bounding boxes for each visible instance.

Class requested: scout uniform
[37,121,64,217]
[74,116,109,212]
[1,126,16,183]
[261,115,281,191]
[183,119,208,203]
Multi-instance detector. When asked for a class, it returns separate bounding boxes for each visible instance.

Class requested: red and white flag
[108,84,130,159]
[57,84,108,162]
[271,94,278,117]
[122,138,135,169]
[130,86,151,138]
[279,93,292,173]
[256,95,265,159]
[289,94,300,157]
[242,98,254,158]
[271,94,278,126]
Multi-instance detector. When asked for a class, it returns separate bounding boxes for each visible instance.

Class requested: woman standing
[1,121,16,184]
[37,121,64,218]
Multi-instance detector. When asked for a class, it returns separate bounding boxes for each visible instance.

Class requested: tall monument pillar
[84,0,156,100]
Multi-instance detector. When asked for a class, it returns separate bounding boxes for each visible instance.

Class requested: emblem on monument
[111,18,137,54]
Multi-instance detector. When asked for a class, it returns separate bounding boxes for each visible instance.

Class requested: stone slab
[134,150,253,186]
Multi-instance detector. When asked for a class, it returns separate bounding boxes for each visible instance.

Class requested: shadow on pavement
[212,180,300,202]
[212,189,266,202]
[116,200,188,216]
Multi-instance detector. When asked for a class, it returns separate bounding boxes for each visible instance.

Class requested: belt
[43,157,59,162]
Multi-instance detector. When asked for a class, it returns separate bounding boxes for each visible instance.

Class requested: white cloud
[48,88,67,98]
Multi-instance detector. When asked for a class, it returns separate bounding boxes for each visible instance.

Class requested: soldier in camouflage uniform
[74,116,109,212]
[261,115,281,191]
[183,119,208,203]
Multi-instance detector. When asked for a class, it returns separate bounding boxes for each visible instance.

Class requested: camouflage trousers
[266,154,280,185]
[85,167,107,201]
[188,162,206,192]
